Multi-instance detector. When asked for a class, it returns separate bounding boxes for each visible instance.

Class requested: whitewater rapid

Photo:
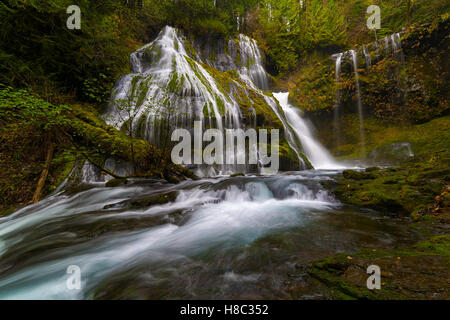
[0,171,418,299]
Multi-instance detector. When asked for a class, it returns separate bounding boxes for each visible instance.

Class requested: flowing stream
[0,28,418,299]
[0,173,420,299]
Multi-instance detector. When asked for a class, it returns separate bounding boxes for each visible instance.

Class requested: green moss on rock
[305,235,450,300]
[105,178,128,188]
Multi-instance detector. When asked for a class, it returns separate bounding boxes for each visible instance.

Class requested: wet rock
[105,178,128,187]
[230,172,245,177]
[104,191,178,209]
[368,142,414,164]
[128,191,178,208]
[166,175,183,184]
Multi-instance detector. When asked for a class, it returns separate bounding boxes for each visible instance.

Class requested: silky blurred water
[0,171,420,299]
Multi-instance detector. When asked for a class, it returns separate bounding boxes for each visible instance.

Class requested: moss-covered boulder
[104,191,178,210]
[230,172,245,177]
[333,150,450,217]
[305,235,450,300]
[105,178,128,188]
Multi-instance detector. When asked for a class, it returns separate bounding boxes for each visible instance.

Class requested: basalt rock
[105,178,128,188]
[104,191,178,210]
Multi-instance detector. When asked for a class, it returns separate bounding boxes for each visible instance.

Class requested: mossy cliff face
[105,27,305,170]
[329,114,450,160]
[358,19,449,124]
[280,17,449,118]
[275,18,449,157]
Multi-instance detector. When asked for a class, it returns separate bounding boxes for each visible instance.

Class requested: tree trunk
[406,0,412,26]
[31,141,55,203]
[81,152,126,179]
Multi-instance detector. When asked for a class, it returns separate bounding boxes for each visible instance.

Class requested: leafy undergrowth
[304,235,450,300]
[0,87,195,216]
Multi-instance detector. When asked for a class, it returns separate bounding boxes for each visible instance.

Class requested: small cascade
[374,40,380,57]
[391,33,405,64]
[238,35,270,91]
[274,92,343,170]
[332,53,343,148]
[249,106,257,129]
[79,158,135,184]
[267,4,272,21]
[384,36,390,55]
[380,32,405,59]
[363,45,372,67]
[81,161,108,184]
[350,50,366,157]
[330,32,404,157]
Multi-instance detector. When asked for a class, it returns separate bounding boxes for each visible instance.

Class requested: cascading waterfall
[232,35,314,168]
[350,50,366,157]
[0,26,424,301]
[332,53,343,148]
[374,39,380,56]
[363,45,372,67]
[104,26,249,176]
[330,32,404,158]
[102,26,341,176]
[238,34,269,91]
[391,33,403,52]
[391,33,405,64]
[105,26,236,137]
[381,32,404,57]
[273,93,344,170]
[384,36,390,54]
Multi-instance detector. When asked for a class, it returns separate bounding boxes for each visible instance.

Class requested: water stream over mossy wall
[101,26,341,177]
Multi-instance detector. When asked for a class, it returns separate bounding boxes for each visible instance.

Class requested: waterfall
[273,92,343,170]
[102,26,340,176]
[237,35,269,91]
[332,53,343,148]
[350,50,366,157]
[329,31,406,158]
[363,45,372,67]
[391,33,405,64]
[374,40,380,57]
[104,26,247,175]
[104,26,239,136]
[384,36,390,55]
[391,33,400,51]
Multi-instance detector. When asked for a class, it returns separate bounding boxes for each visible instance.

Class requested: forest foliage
[1,0,448,101]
